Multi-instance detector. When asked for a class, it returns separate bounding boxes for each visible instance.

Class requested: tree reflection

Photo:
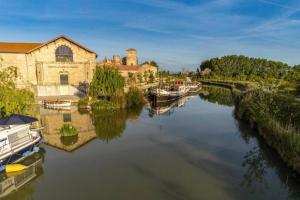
[237,120,300,198]
[241,147,269,191]
[199,86,238,106]
[91,109,127,142]
[126,105,143,120]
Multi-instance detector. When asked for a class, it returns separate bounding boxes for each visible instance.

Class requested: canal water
[2,86,300,200]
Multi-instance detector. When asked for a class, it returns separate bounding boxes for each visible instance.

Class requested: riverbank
[235,90,300,173]
[199,79,258,91]
[202,83,300,174]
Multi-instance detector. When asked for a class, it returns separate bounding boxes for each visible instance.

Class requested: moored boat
[149,81,190,103]
[0,115,43,171]
[187,82,202,94]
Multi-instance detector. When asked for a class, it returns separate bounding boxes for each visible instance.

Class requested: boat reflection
[148,95,195,116]
[39,106,96,152]
[0,149,45,199]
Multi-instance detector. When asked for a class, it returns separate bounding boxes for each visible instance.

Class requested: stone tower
[126,48,138,66]
[113,54,121,65]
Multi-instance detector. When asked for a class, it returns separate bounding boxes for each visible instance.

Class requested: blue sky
[0,0,300,71]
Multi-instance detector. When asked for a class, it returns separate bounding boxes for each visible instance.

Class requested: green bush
[59,124,78,137]
[235,90,300,173]
[0,66,35,118]
[78,97,89,108]
[111,89,126,108]
[91,100,122,110]
[126,87,144,109]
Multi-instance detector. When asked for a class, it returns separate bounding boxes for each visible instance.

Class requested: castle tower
[113,55,121,65]
[126,48,138,66]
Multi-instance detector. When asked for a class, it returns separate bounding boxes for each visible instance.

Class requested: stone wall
[0,53,29,88]
[0,37,97,90]
[27,38,96,86]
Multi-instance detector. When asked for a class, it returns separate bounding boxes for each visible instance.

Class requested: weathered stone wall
[27,38,96,86]
[0,37,97,90]
[0,53,29,88]
[139,63,158,74]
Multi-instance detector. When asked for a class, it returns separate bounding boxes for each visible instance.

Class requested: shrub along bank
[82,66,145,111]
[235,90,300,173]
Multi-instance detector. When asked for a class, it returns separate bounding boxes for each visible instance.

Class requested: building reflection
[39,107,96,152]
[0,150,45,199]
[39,105,143,151]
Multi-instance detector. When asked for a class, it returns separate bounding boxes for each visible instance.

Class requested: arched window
[55,45,73,62]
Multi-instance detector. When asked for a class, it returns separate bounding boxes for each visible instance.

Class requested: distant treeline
[199,55,300,82]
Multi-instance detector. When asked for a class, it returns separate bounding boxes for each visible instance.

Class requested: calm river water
[2,86,300,200]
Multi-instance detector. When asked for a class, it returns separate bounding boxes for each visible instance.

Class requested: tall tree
[91,65,125,98]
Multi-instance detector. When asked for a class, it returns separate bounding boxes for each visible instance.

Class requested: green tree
[91,65,125,98]
[199,55,293,82]
[0,66,35,118]
[149,71,155,83]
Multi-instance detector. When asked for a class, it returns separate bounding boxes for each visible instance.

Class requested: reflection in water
[39,107,96,152]
[40,105,144,150]
[200,86,300,198]
[237,121,300,198]
[60,135,79,146]
[148,95,196,116]
[92,109,127,142]
[10,86,298,200]
[91,106,144,142]
[241,147,269,190]
[199,85,238,106]
[0,150,45,199]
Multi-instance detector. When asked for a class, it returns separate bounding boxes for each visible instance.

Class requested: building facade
[98,48,157,80]
[0,35,97,96]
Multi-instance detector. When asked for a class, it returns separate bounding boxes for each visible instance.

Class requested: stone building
[98,48,157,80]
[126,48,138,66]
[0,35,97,96]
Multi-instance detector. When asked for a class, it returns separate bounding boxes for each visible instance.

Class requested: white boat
[187,82,202,94]
[44,100,71,108]
[0,124,42,170]
[150,81,190,103]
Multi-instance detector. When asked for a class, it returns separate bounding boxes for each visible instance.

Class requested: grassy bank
[235,90,300,173]
[200,79,258,91]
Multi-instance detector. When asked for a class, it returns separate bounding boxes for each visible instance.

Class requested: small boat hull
[0,137,42,172]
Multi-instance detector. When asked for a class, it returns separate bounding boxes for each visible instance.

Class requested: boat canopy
[0,114,37,126]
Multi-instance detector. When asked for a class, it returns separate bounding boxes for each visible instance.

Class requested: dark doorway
[60,74,69,85]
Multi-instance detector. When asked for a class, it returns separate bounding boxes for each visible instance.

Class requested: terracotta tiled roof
[97,63,140,71]
[0,35,98,57]
[116,65,140,71]
[0,42,44,53]
[28,35,98,56]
